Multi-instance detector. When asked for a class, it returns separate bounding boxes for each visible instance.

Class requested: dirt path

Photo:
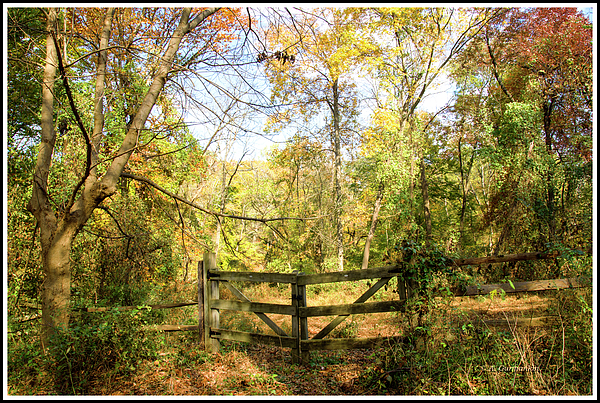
[101,343,383,395]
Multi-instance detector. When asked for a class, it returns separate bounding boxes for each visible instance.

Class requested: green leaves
[495,102,541,152]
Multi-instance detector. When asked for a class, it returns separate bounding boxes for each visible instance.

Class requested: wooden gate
[198,252,408,364]
[72,251,589,364]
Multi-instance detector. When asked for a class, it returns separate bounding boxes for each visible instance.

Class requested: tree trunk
[40,223,78,347]
[27,7,220,348]
[89,8,115,180]
[214,162,227,254]
[542,99,556,243]
[332,78,344,271]
[458,137,475,249]
[361,182,384,270]
[419,158,432,248]
[27,7,59,349]
[407,122,415,219]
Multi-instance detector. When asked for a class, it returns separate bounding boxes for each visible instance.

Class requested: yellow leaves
[264,110,293,134]
[264,7,373,83]
[371,107,404,133]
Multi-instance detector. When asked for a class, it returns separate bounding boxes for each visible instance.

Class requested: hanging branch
[485,27,515,103]
[52,31,93,212]
[120,172,319,223]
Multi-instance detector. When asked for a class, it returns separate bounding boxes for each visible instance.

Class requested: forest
[5,6,594,396]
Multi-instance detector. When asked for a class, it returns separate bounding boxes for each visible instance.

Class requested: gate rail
[199,252,410,363]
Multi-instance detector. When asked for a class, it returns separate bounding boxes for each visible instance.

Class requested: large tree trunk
[39,223,77,347]
[27,7,220,348]
[27,7,59,349]
[332,78,344,271]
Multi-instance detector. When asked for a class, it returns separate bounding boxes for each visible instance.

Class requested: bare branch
[120,172,318,223]
[485,25,515,103]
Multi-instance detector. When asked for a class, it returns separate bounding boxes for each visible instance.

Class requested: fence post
[203,252,220,353]
[291,271,309,364]
[298,272,310,364]
[396,264,413,313]
[397,276,407,313]
[291,272,300,364]
[198,259,205,348]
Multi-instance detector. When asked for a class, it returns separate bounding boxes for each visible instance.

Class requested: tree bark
[419,158,432,248]
[361,182,384,270]
[542,99,556,243]
[27,8,60,349]
[458,137,475,249]
[214,162,227,254]
[90,8,115,181]
[332,78,344,271]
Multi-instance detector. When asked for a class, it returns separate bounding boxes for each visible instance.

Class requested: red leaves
[498,8,593,161]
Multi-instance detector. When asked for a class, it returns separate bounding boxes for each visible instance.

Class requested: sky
[212,4,596,162]
[212,6,458,162]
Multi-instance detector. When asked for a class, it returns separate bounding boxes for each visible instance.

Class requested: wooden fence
[195,252,590,364]
[198,252,420,363]
[76,250,591,364]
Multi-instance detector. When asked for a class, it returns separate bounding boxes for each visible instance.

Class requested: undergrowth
[357,286,593,395]
[7,269,593,396]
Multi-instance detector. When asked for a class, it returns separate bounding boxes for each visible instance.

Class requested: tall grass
[358,286,593,395]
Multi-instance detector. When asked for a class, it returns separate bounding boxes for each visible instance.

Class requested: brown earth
[88,289,558,396]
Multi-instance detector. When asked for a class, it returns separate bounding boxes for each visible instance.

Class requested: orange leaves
[185,7,246,54]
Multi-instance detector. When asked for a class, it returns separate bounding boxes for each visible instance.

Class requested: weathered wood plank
[452,248,591,267]
[210,328,296,348]
[211,299,296,315]
[312,276,393,340]
[298,279,310,363]
[291,278,301,363]
[205,252,220,353]
[480,316,559,328]
[300,300,404,317]
[298,265,400,286]
[153,324,199,332]
[460,277,589,296]
[302,336,406,351]
[453,251,561,266]
[209,270,298,284]
[222,281,289,337]
[198,259,206,347]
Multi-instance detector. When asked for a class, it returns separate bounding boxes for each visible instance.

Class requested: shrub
[47,307,159,394]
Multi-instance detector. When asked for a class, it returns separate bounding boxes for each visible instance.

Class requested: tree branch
[120,172,318,223]
[52,31,92,212]
[485,26,515,103]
